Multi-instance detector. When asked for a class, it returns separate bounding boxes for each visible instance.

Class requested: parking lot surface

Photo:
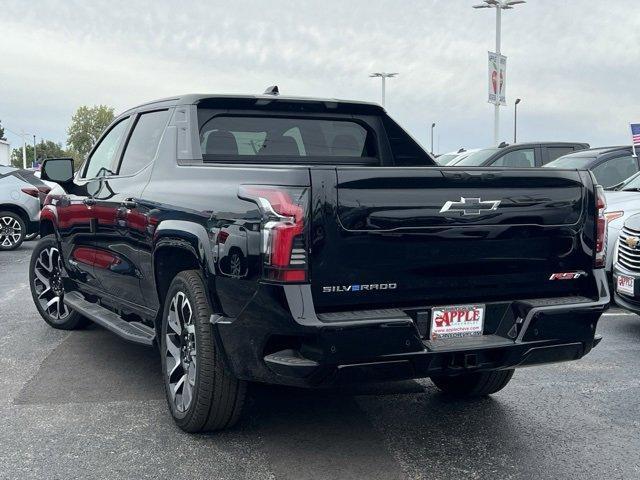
[1,242,639,480]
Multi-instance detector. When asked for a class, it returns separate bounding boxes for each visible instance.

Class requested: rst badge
[440,197,501,216]
[549,271,587,280]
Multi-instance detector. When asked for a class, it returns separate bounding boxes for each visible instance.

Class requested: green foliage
[10,139,70,169]
[0,120,5,141]
[66,105,115,162]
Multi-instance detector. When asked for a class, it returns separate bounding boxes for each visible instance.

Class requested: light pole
[514,98,521,142]
[473,0,526,145]
[370,72,398,107]
[431,123,436,154]
[33,135,36,166]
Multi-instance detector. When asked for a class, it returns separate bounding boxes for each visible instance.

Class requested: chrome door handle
[121,199,137,209]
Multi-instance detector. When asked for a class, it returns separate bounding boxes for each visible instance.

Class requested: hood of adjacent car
[604,190,640,209]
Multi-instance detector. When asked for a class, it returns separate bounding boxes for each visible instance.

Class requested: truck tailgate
[309,167,596,311]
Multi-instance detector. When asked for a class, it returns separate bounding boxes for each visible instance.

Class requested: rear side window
[492,148,535,167]
[545,146,576,164]
[199,116,376,163]
[118,110,170,175]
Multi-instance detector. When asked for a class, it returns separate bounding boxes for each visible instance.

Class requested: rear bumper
[212,269,610,387]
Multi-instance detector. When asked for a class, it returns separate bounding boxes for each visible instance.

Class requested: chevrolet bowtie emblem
[440,197,501,216]
[625,236,640,249]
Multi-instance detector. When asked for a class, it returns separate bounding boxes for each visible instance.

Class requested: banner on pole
[488,51,507,106]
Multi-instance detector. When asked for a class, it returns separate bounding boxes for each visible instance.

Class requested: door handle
[121,199,137,209]
[83,198,96,206]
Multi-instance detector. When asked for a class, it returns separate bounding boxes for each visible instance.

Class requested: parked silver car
[603,171,640,274]
[0,165,51,250]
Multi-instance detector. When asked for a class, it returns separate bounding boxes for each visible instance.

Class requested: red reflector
[266,269,307,282]
[595,185,607,268]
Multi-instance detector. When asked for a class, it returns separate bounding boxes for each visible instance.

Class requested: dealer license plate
[617,275,635,296]
[430,304,485,340]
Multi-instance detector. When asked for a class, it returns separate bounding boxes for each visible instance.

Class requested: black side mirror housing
[41,158,74,184]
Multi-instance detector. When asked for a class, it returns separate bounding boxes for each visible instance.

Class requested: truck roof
[120,93,384,117]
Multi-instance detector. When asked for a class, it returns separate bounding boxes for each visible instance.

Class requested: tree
[0,120,6,141]
[10,139,69,169]
[66,105,115,162]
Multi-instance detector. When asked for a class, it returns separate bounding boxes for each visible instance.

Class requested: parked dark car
[451,142,589,168]
[30,93,608,433]
[544,146,640,189]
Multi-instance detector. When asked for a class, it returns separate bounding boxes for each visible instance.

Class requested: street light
[431,123,436,154]
[514,98,521,142]
[370,72,398,107]
[472,0,526,145]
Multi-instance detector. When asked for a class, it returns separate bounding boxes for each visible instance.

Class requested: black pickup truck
[31,93,609,432]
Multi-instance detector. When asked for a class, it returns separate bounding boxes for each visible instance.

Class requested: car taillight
[595,185,607,268]
[238,185,309,283]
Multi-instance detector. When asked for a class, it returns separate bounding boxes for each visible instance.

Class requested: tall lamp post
[514,98,521,142]
[370,72,398,107]
[431,123,436,154]
[473,0,526,145]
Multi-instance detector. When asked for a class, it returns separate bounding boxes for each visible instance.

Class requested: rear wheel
[430,369,514,397]
[161,270,246,432]
[0,211,26,251]
[29,235,88,330]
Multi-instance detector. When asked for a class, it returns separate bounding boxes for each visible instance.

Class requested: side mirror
[41,158,74,184]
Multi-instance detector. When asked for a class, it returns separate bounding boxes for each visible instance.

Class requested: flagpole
[631,123,638,159]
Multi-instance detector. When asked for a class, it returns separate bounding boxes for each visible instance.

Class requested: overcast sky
[1,0,639,154]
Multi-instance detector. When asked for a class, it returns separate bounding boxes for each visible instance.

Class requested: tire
[430,369,515,397]
[161,269,246,433]
[0,211,26,251]
[29,235,89,330]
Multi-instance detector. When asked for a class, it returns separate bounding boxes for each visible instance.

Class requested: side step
[64,291,155,346]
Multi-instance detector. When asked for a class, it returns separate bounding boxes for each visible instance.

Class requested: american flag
[632,123,640,146]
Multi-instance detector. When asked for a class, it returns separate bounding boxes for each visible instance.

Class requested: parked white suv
[0,165,51,250]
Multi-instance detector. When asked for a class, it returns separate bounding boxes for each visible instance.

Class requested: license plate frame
[430,304,485,340]
[616,275,635,296]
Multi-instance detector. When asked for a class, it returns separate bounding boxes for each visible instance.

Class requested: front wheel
[430,369,514,397]
[29,235,88,330]
[161,270,246,432]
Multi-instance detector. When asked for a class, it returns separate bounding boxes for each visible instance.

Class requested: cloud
[1,0,639,154]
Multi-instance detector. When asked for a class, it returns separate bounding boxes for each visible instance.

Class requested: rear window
[199,115,377,163]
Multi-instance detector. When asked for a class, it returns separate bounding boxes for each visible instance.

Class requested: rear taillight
[595,185,607,268]
[239,185,309,283]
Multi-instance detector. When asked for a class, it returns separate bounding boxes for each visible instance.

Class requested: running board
[64,291,155,346]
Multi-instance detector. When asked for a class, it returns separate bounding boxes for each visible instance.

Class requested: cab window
[492,148,535,167]
[118,110,170,175]
[83,118,129,179]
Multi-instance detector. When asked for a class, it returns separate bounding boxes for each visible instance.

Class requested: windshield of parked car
[616,171,640,191]
[453,148,500,166]
[543,156,596,168]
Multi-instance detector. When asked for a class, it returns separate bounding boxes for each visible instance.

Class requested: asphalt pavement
[1,242,639,480]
